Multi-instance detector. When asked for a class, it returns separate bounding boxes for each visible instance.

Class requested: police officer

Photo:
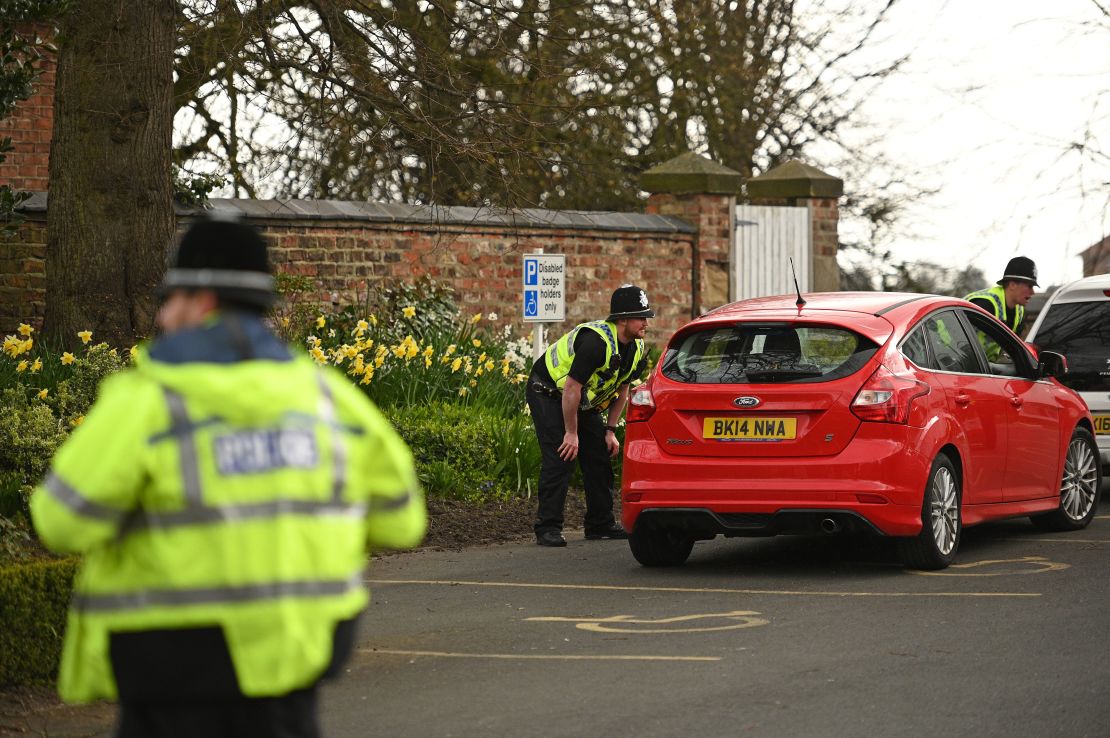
[30,215,426,737]
[965,255,1038,335]
[527,284,652,547]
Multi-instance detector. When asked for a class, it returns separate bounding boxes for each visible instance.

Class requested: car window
[961,309,1037,379]
[900,328,931,369]
[661,324,878,384]
[922,310,981,373]
[1031,301,1110,391]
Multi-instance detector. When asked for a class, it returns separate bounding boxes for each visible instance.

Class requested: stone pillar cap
[746,160,843,199]
[641,152,743,195]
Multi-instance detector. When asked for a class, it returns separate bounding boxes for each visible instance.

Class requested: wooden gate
[733,204,811,300]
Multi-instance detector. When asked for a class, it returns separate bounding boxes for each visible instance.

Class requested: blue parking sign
[524,258,539,285]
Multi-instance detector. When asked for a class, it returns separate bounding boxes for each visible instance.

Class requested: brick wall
[0,24,55,192]
[2,201,700,344]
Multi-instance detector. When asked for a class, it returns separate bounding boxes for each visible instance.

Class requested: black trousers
[527,386,616,534]
[117,688,319,738]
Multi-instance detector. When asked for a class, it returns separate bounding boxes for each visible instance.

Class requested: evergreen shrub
[0,557,76,687]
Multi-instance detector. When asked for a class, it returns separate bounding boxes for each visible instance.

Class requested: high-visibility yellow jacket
[544,320,645,411]
[30,315,425,703]
[965,284,1023,333]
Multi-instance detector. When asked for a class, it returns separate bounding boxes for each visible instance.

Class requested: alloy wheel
[1061,436,1098,522]
[930,466,959,555]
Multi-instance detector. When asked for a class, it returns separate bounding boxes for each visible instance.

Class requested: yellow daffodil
[37,388,48,399]
[281,317,290,327]
[370,315,378,326]
[451,357,463,372]
[355,319,369,335]
[61,352,75,365]
[469,379,477,388]
[475,367,484,377]
[16,360,28,372]
[77,330,93,344]
[402,306,416,319]
[71,415,84,427]
[129,346,139,361]
[458,386,469,396]
[472,339,481,348]
[470,313,481,323]
[316,316,326,329]
[445,344,456,356]
[478,352,486,363]
[424,357,432,368]
[18,323,33,336]
[422,345,434,358]
[484,360,495,371]
[30,358,42,372]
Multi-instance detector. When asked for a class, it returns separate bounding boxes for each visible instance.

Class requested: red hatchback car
[621,292,1100,570]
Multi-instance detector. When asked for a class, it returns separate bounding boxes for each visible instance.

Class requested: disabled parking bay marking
[366,578,1040,598]
[907,556,1069,577]
[525,610,769,633]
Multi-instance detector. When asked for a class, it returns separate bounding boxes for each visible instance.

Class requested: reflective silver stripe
[121,500,367,534]
[71,573,363,613]
[147,416,222,444]
[163,388,204,506]
[42,473,128,524]
[316,373,347,502]
[373,489,415,512]
[162,268,275,292]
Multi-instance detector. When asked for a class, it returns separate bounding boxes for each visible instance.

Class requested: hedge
[0,557,76,687]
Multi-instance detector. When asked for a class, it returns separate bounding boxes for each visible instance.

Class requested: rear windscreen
[1033,301,1110,391]
[661,324,879,384]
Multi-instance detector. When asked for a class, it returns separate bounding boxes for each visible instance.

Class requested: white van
[1025,273,1110,468]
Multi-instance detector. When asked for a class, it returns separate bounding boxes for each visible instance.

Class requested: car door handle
[1010,396,1023,408]
[954,394,972,406]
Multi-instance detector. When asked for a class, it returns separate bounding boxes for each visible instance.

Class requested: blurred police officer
[31,214,426,737]
[965,255,1038,335]
[527,284,652,547]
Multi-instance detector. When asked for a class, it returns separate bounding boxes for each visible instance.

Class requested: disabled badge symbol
[524,290,539,317]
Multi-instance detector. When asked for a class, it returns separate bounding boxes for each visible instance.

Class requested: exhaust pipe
[820,518,840,534]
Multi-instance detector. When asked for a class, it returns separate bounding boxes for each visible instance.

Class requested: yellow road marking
[908,556,1069,577]
[359,648,720,662]
[527,610,769,633]
[366,578,1039,598]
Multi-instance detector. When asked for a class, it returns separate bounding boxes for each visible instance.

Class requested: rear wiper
[745,368,824,382]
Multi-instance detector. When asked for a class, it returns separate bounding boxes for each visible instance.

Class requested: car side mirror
[1037,350,1067,379]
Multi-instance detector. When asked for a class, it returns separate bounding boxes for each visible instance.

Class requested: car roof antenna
[789,257,806,309]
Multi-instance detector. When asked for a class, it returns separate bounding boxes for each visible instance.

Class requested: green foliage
[172,166,226,207]
[387,403,510,503]
[0,387,67,481]
[0,557,76,687]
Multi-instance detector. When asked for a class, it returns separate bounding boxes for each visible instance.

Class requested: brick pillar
[745,160,844,292]
[641,153,743,317]
[0,23,56,193]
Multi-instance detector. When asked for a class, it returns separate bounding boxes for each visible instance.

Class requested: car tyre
[1031,427,1101,532]
[898,452,960,571]
[628,526,694,567]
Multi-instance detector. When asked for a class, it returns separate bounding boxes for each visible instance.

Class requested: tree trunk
[44,0,176,348]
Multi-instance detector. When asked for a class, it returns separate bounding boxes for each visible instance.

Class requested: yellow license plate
[1094,415,1110,435]
[703,417,796,441]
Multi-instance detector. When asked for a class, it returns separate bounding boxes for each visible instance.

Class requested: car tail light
[850,365,929,424]
[627,382,655,423]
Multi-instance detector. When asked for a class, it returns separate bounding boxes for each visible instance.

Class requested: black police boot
[584,523,628,540]
[536,530,568,547]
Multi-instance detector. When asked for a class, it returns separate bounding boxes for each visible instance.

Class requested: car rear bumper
[620,430,931,537]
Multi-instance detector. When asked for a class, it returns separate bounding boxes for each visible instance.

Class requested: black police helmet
[160,213,275,309]
[998,256,1039,287]
[607,284,655,321]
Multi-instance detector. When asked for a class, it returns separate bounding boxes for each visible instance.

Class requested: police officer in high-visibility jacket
[527,284,652,547]
[30,215,426,737]
[965,255,1038,336]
